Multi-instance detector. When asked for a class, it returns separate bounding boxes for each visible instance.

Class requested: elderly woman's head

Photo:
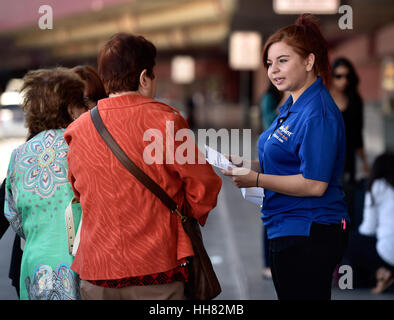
[21,67,88,135]
[98,33,157,97]
[71,65,107,108]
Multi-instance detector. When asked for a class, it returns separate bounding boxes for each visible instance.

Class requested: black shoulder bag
[90,107,221,300]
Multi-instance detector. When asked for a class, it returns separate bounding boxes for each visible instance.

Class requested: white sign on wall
[229,31,262,71]
[1,78,24,105]
[171,55,195,84]
[273,0,339,14]
[382,58,394,91]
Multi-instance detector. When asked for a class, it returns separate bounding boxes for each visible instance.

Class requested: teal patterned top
[4,129,82,300]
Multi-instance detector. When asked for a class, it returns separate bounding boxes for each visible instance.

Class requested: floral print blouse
[4,129,81,300]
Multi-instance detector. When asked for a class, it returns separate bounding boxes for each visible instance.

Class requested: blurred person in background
[185,95,196,130]
[3,67,89,300]
[0,65,106,299]
[223,14,349,300]
[71,65,107,108]
[260,82,282,131]
[329,58,370,228]
[344,152,394,293]
[64,33,222,300]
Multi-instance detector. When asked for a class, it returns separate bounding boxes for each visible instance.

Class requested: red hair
[262,14,330,85]
[98,33,156,95]
[72,65,107,104]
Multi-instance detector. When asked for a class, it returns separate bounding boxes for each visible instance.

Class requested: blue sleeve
[4,150,25,239]
[0,179,9,238]
[298,116,340,183]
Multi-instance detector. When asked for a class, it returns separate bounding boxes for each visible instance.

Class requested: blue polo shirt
[258,77,349,239]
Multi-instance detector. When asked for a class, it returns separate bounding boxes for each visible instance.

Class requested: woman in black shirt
[330,57,369,184]
[330,58,370,227]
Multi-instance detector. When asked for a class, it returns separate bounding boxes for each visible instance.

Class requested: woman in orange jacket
[64,33,222,300]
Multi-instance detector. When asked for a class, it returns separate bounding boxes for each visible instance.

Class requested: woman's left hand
[221,167,259,188]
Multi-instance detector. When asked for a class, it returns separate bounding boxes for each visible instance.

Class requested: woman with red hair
[223,14,349,300]
[64,33,222,300]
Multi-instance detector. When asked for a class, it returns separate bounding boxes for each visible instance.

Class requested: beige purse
[65,197,82,256]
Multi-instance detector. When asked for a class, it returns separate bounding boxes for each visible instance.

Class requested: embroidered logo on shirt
[279,125,293,137]
[273,125,293,143]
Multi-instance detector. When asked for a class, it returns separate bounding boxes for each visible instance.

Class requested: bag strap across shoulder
[90,107,187,222]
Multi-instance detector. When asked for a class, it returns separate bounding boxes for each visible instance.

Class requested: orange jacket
[64,94,222,280]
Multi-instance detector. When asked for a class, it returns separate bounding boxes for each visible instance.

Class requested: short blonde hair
[21,67,86,135]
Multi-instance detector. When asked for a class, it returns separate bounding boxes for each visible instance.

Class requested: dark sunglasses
[333,73,350,79]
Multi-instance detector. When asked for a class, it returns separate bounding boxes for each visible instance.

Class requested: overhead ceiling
[231,0,394,45]
[0,0,237,70]
[0,0,393,72]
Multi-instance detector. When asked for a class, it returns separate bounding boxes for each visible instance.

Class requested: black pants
[262,227,270,268]
[269,222,349,300]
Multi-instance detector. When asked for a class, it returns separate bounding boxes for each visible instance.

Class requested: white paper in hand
[204,145,235,170]
[241,187,265,205]
[204,145,265,206]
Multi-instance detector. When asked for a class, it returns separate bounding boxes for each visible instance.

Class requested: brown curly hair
[21,67,86,135]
